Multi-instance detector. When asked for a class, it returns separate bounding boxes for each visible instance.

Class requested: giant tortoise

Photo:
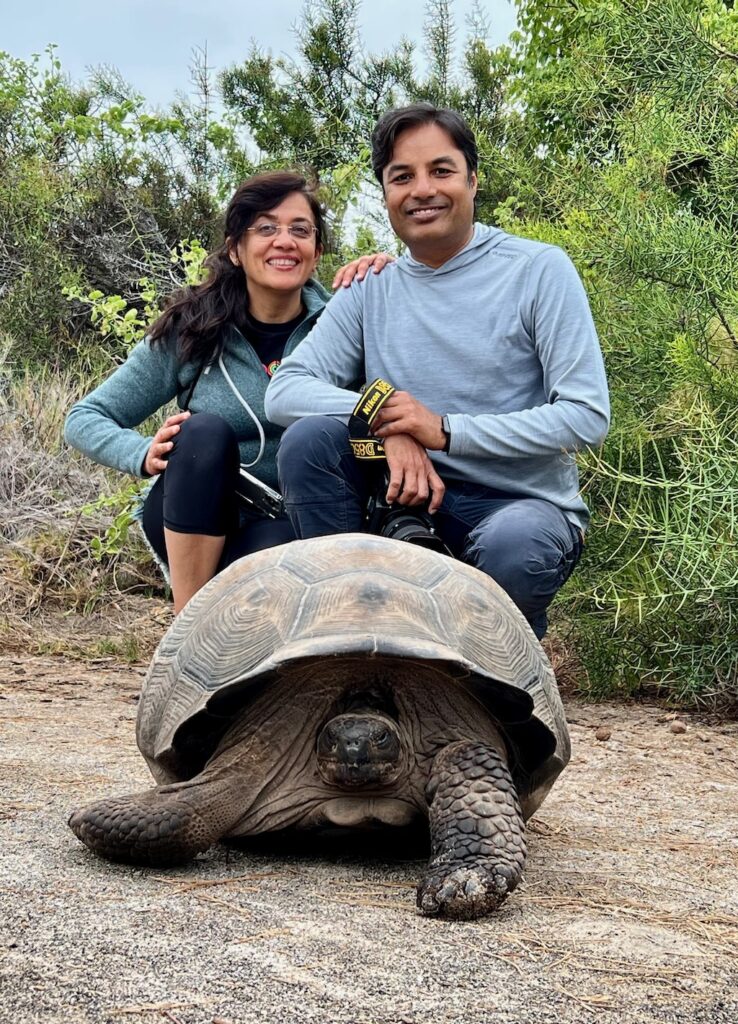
[69,534,569,920]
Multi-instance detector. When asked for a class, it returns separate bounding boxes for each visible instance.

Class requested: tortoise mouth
[316,712,404,788]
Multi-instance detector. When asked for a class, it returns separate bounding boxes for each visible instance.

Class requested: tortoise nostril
[342,739,368,762]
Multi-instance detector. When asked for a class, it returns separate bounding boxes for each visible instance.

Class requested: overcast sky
[4,1,518,106]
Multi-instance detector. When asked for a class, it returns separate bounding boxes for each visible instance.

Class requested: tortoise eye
[375,730,390,746]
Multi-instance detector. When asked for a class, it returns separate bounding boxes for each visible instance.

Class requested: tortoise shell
[137,534,570,817]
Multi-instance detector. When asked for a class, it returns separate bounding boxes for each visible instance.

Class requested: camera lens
[379,508,451,556]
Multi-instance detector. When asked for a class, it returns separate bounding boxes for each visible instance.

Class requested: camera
[349,379,451,557]
[365,472,452,556]
[235,466,284,519]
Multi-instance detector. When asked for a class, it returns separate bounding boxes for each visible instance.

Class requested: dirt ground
[0,653,736,1024]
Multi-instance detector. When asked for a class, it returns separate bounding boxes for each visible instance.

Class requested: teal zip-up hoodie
[64,280,329,492]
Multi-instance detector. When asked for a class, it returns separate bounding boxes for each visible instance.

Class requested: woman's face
[229,192,322,302]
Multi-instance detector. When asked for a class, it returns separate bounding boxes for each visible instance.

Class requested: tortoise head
[316,712,404,788]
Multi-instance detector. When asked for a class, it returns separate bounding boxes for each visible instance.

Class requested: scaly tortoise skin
[69,534,570,920]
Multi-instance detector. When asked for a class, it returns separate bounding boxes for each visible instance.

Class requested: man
[265,104,609,639]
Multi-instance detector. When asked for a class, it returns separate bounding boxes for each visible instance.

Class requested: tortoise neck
[340,683,399,720]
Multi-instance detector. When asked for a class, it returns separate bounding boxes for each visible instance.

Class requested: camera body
[365,477,452,556]
[349,379,451,557]
[235,466,284,519]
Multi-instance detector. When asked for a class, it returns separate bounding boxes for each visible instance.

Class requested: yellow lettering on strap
[349,437,387,460]
[352,379,396,428]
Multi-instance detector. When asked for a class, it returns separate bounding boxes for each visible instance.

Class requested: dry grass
[0,366,165,658]
[540,624,586,693]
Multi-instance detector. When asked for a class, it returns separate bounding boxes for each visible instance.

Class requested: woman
[65,171,389,613]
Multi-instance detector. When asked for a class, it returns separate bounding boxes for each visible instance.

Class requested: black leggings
[141,412,295,570]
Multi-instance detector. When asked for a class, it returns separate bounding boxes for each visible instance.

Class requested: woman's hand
[144,411,191,476]
[332,252,395,289]
[383,434,445,513]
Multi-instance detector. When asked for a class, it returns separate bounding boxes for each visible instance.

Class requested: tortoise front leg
[68,775,244,867]
[417,740,526,920]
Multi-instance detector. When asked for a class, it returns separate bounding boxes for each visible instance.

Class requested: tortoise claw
[417,859,515,920]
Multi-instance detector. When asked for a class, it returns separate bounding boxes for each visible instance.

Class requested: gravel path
[1,656,736,1024]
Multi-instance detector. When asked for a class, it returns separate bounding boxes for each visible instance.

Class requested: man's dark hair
[371,103,478,185]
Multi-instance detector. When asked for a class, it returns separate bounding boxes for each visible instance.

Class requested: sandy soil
[0,654,736,1024]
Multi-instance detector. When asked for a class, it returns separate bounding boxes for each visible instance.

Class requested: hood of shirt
[397,223,511,278]
[303,276,332,311]
[396,223,508,278]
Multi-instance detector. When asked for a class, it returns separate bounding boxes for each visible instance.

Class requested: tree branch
[707,292,738,351]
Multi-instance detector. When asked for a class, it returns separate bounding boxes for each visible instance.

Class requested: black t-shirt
[242,309,305,377]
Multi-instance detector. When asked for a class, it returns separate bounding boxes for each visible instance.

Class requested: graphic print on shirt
[244,307,304,380]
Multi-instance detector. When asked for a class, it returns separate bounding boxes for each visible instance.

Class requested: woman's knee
[170,413,238,473]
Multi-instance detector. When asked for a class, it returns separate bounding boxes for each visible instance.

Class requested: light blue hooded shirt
[265,224,610,529]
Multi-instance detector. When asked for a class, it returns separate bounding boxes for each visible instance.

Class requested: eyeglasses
[246,222,318,241]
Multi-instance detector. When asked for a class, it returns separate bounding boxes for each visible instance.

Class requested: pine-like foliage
[501,0,738,703]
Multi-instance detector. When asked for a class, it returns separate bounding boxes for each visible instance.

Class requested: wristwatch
[440,414,451,453]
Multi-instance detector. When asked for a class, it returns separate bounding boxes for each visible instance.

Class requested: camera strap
[349,378,395,461]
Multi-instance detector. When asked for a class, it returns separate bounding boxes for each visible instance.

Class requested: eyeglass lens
[253,223,315,239]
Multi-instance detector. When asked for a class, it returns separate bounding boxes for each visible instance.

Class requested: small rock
[670,720,687,734]
[595,727,611,742]
[696,733,709,742]
[212,1018,233,1024]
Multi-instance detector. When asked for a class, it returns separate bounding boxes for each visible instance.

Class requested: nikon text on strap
[349,378,396,461]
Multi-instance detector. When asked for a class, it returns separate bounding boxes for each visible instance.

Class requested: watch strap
[441,414,451,453]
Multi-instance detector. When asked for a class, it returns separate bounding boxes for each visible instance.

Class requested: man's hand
[143,411,191,476]
[373,391,446,451]
[383,434,445,513]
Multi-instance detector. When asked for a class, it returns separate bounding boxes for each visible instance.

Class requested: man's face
[381,122,478,268]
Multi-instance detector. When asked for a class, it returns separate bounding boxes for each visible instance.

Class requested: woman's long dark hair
[149,171,325,365]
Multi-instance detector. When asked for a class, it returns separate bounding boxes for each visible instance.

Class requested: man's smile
[406,205,447,220]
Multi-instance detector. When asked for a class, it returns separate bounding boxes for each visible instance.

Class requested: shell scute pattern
[137,535,568,804]
[188,567,299,671]
[276,533,451,592]
[139,561,303,760]
[284,566,446,651]
[426,571,534,676]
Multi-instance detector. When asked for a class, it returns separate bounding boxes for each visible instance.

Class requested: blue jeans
[277,416,583,639]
